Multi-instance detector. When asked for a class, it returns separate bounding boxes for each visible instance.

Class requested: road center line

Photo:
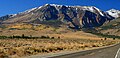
[115,48,120,58]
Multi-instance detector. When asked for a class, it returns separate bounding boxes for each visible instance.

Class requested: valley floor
[0,39,118,58]
[0,28,119,58]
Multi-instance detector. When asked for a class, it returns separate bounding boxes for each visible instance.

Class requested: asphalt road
[50,43,120,58]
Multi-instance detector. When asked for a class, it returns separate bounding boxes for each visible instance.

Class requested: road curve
[115,48,120,58]
[50,43,120,58]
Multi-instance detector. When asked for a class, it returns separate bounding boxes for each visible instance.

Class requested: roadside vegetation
[0,37,118,58]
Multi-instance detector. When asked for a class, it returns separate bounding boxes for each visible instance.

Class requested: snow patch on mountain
[24,7,37,13]
[106,9,120,18]
[48,4,63,7]
[37,6,42,9]
[11,14,17,17]
[18,7,37,14]
[93,7,104,16]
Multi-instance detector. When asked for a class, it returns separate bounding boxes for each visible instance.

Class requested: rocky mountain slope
[0,4,119,29]
[97,17,120,36]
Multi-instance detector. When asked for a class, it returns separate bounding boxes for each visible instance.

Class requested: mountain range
[0,4,120,29]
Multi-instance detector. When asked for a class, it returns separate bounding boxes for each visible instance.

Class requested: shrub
[58,36,60,39]
[113,38,116,40]
[46,36,50,39]
[22,34,25,38]
[41,36,47,38]
[51,37,54,39]
[104,38,107,40]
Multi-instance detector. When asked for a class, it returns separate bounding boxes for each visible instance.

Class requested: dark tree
[58,36,60,39]
[51,37,54,39]
[104,38,107,40]
[22,34,25,38]
[113,38,115,40]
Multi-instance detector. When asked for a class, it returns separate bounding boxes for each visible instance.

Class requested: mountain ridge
[0,4,119,29]
[2,4,120,18]
[106,9,120,18]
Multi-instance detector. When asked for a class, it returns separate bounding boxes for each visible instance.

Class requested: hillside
[96,18,120,36]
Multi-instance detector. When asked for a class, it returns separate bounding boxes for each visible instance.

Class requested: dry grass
[0,38,118,58]
[0,24,119,58]
[8,24,33,29]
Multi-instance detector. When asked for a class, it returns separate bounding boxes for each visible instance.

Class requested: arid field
[0,24,119,58]
[0,37,118,58]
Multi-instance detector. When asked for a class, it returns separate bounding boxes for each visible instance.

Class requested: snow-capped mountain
[42,4,105,16]
[106,9,120,18]
[12,4,105,17]
[0,4,116,29]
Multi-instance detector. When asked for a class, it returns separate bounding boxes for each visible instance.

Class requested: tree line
[0,34,59,39]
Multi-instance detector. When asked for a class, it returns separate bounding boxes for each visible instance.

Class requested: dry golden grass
[0,38,118,58]
[6,23,55,31]
[0,24,119,58]
[9,24,32,29]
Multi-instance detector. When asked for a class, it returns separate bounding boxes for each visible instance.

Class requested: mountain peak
[44,4,51,6]
[44,4,64,8]
[108,9,120,11]
[106,9,120,18]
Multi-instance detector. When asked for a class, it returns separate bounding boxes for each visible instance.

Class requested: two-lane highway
[51,43,120,58]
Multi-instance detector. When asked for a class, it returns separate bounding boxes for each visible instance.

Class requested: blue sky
[0,0,120,16]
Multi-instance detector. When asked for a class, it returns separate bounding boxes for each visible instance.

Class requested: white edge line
[115,48,120,58]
